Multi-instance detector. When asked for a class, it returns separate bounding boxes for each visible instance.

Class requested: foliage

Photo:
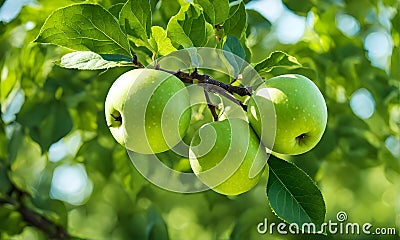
[0,0,398,239]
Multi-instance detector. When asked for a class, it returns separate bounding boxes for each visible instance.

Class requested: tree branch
[190,69,252,97]
[152,65,252,97]
[212,87,248,112]
[143,60,251,113]
[156,66,252,96]
[18,204,70,239]
[0,184,71,239]
[172,68,249,111]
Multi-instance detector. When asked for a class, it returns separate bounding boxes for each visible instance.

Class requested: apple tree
[0,0,398,239]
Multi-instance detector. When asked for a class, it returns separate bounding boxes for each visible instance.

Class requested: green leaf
[0,163,11,196]
[149,26,177,56]
[194,0,230,25]
[76,138,114,178]
[223,36,245,59]
[282,0,314,16]
[0,54,19,104]
[32,197,68,227]
[0,205,24,235]
[223,1,247,38]
[166,3,207,48]
[223,36,245,76]
[392,11,400,39]
[119,0,152,47]
[146,207,169,240]
[16,100,73,152]
[267,65,318,84]
[254,51,301,73]
[240,35,252,63]
[9,135,46,193]
[0,122,11,196]
[34,4,131,56]
[0,118,7,160]
[57,51,133,70]
[158,0,182,24]
[267,156,326,227]
[69,99,99,131]
[390,46,399,80]
[7,124,24,164]
[246,9,271,30]
[246,9,271,39]
[109,3,124,18]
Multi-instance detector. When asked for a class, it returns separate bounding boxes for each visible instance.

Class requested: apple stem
[203,88,219,121]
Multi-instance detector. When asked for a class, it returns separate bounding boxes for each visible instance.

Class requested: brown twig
[189,68,252,96]
[203,88,219,121]
[145,60,252,113]
[153,65,252,97]
[132,55,144,68]
[0,184,70,239]
[18,204,70,239]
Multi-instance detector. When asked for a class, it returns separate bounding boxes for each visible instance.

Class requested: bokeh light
[0,0,37,23]
[275,12,306,44]
[336,13,360,37]
[364,31,392,69]
[246,0,284,23]
[385,135,400,159]
[49,131,82,162]
[1,89,25,123]
[50,164,93,205]
[350,88,376,119]
[246,0,306,44]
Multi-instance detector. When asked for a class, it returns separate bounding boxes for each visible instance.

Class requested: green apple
[189,118,268,196]
[105,69,191,154]
[247,74,327,155]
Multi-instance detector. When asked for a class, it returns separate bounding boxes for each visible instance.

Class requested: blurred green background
[0,0,399,239]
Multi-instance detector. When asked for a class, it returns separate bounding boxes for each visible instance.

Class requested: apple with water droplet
[105,69,191,154]
[247,74,327,155]
[189,118,268,195]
